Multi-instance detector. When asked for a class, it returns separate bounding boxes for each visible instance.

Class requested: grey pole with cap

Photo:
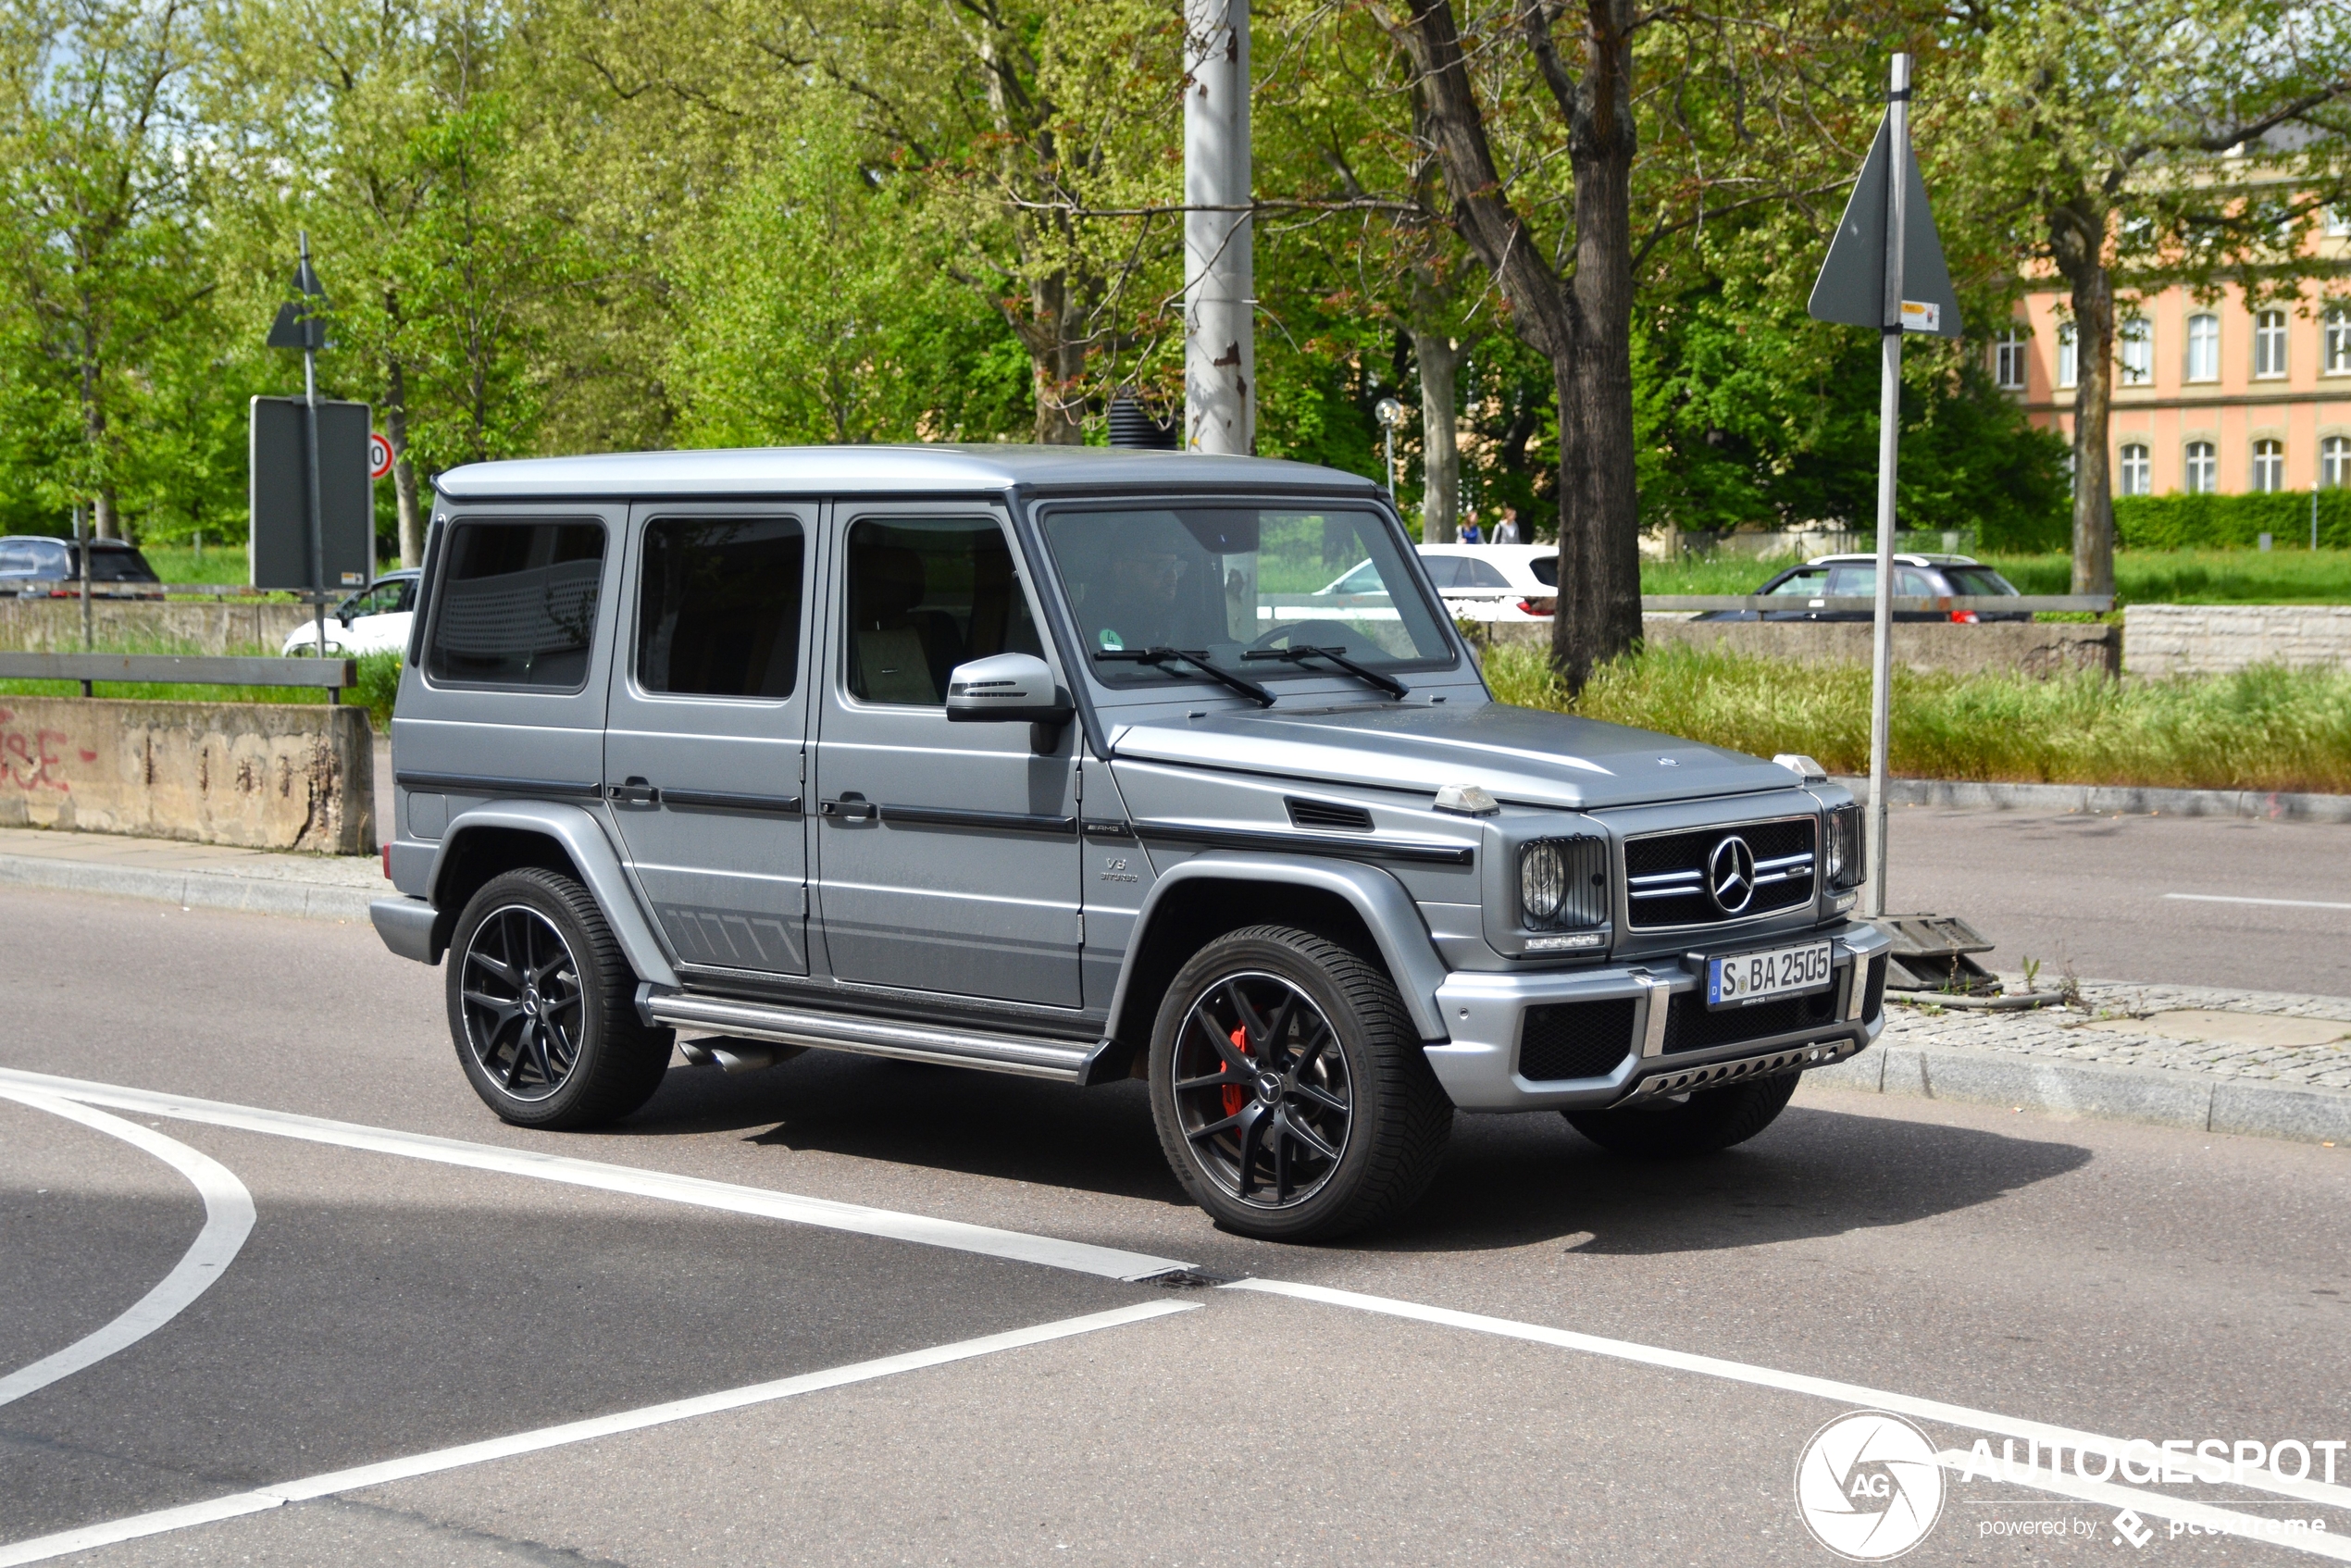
[1183,0,1251,454]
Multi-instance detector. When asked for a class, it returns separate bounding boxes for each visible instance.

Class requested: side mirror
[945,653,1071,724]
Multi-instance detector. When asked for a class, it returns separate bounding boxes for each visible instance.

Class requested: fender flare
[1107,852,1452,1044]
[427,801,679,989]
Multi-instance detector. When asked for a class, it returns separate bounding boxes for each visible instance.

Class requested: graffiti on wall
[0,707,83,792]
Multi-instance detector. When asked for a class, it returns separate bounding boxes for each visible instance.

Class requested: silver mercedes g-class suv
[371,445,1888,1240]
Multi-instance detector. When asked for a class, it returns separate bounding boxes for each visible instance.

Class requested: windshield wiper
[1241,644,1408,700]
[1094,647,1275,707]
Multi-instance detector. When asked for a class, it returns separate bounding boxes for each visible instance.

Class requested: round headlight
[1521,841,1566,922]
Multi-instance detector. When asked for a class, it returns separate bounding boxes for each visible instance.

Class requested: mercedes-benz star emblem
[1709,835,1757,914]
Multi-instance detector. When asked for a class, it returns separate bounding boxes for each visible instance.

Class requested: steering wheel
[1248,619,1366,654]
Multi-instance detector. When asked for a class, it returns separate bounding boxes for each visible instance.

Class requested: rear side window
[637,516,805,699]
[425,520,607,689]
[82,547,158,582]
[1419,555,1462,588]
[1940,566,2016,597]
[1528,556,1557,588]
[1457,557,1511,589]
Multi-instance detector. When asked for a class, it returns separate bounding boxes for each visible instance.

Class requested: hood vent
[1286,797,1374,832]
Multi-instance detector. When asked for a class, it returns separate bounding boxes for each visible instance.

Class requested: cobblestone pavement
[1887,977,2351,1090]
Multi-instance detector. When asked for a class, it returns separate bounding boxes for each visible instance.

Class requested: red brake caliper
[1222,1025,1250,1116]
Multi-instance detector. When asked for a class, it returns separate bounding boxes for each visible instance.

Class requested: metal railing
[0,651,358,703]
[1639,594,2114,615]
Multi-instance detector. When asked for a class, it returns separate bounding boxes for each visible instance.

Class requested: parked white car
[280,569,419,657]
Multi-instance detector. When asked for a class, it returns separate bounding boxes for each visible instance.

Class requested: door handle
[606,777,659,804]
[820,792,876,822]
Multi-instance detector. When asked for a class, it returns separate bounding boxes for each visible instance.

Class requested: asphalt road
[4,869,2349,1567]
[1885,805,2351,994]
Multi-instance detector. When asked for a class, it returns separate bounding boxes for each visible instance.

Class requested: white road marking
[1934,1451,2351,1562]
[2165,892,2351,912]
[0,1300,1194,1568]
[1225,1279,2351,1519]
[0,1087,255,1409]
[0,1067,1188,1283]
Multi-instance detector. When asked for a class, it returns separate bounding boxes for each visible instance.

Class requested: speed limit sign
[367,431,394,479]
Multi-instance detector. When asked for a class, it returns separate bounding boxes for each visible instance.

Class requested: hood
[1109,701,1810,812]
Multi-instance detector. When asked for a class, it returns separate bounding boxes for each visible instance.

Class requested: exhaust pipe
[677,1036,805,1074]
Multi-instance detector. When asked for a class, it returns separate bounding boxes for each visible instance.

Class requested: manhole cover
[2138,1011,2351,1050]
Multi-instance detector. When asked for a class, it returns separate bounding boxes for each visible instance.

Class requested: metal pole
[1866,53,1910,919]
[74,504,92,694]
[299,232,330,695]
[1385,426,1397,496]
[1182,0,1251,454]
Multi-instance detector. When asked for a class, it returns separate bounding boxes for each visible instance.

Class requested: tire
[1149,925,1451,1242]
[1562,1070,1799,1158]
[446,867,674,1129]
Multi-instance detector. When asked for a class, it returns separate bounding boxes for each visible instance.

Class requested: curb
[1808,1043,2351,1146]
[0,852,378,925]
[1832,775,2351,823]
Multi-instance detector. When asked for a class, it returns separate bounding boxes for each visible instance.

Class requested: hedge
[2114,491,2351,551]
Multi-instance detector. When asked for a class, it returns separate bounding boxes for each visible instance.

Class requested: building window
[2323,435,2350,490]
[2330,208,2351,238]
[2254,310,2289,378]
[2057,324,2077,389]
[1993,328,2029,391]
[2119,444,2152,497]
[2326,305,2351,375]
[2119,317,2153,384]
[2252,439,2285,492]
[2183,313,2219,381]
[2184,441,2218,494]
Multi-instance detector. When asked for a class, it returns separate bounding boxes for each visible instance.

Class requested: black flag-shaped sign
[265,255,330,352]
[1808,115,1962,339]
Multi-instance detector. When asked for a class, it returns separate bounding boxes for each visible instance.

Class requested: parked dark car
[1698,554,2028,623]
[0,536,167,599]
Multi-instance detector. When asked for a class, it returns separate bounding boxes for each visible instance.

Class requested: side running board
[643,991,1116,1085]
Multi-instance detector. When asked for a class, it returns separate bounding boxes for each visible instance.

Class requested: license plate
[1707,940,1834,1009]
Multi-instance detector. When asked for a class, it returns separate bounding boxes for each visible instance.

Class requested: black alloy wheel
[460,902,586,1101]
[446,867,673,1129]
[1149,925,1452,1242]
[1169,971,1354,1210]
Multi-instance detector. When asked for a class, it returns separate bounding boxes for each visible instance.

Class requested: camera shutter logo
[1795,1410,1947,1560]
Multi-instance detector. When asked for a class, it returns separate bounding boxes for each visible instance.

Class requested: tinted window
[1457,556,1511,589]
[844,518,1040,706]
[1528,556,1557,588]
[1045,503,1454,683]
[1940,566,2016,597]
[1829,565,1936,598]
[425,520,606,689]
[1418,554,1462,588]
[637,516,804,699]
[1767,568,1829,596]
[78,546,158,582]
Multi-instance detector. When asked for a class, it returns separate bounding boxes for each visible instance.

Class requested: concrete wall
[2123,604,2351,678]
[0,697,375,853]
[1478,618,2121,678]
[0,600,312,655]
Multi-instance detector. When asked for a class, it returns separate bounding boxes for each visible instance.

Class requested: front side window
[2322,435,2350,490]
[2329,306,2351,374]
[2186,314,2220,381]
[2119,317,2153,383]
[1767,567,1829,597]
[2255,310,2289,378]
[2184,442,2218,495]
[843,517,1040,706]
[1994,328,2028,391]
[638,516,804,699]
[2253,439,2285,492]
[425,520,607,689]
[2120,443,2152,496]
[1043,502,1454,689]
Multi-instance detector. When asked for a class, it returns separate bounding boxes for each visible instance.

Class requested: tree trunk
[1024,270,1086,444]
[385,360,424,568]
[2050,203,2115,596]
[93,485,120,541]
[1414,328,1462,541]
[1394,0,1642,689]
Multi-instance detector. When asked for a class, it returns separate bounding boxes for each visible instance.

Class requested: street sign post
[258,232,365,668]
[367,432,394,480]
[1808,54,1961,918]
[249,396,373,592]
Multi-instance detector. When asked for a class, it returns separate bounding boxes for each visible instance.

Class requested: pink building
[1996,214,2351,497]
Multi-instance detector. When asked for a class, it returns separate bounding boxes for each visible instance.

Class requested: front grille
[1286,797,1373,831]
[1518,997,1637,1080]
[1661,985,1841,1053]
[1624,815,1816,929]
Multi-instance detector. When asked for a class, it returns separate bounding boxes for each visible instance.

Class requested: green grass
[132,543,396,589]
[1636,546,2351,605]
[1486,641,2351,795]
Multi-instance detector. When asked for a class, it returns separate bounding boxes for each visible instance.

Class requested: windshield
[1040,503,1456,686]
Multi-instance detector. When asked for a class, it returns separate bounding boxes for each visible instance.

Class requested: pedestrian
[1492,505,1522,545]
[1458,510,1482,545]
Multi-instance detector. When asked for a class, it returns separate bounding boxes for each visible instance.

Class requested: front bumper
[1422,918,1892,1112]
